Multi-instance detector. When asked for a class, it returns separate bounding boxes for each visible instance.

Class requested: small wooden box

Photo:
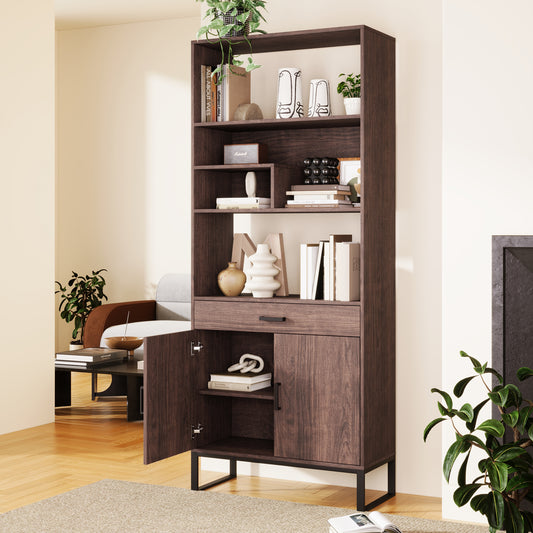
[224,143,267,165]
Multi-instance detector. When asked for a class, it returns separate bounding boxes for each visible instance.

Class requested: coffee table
[55,360,143,421]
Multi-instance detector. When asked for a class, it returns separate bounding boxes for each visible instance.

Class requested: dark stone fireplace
[492,235,533,401]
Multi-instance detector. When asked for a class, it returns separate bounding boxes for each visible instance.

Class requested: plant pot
[217,8,250,37]
[343,97,361,115]
[69,340,83,350]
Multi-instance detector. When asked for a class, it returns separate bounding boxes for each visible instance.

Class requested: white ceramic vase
[276,67,303,119]
[247,243,281,298]
[308,79,331,117]
[344,97,361,115]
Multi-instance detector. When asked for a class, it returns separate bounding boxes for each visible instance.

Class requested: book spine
[200,65,206,123]
[335,242,361,301]
[300,244,307,299]
[205,65,212,122]
[210,69,217,122]
[216,65,222,122]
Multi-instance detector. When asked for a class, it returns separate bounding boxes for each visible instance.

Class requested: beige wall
[56,17,198,348]
[0,1,55,434]
[442,0,533,522]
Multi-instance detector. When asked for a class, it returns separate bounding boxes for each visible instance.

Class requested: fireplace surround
[492,235,533,396]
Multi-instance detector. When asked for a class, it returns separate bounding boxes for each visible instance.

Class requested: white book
[55,347,126,362]
[335,242,361,301]
[328,511,401,533]
[300,243,319,299]
[209,371,272,384]
[208,380,271,392]
[286,199,352,205]
[323,242,330,300]
[311,240,327,300]
[216,197,270,205]
[329,234,352,302]
[300,243,308,299]
[289,194,350,202]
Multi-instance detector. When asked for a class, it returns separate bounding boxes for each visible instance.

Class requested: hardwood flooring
[0,373,441,518]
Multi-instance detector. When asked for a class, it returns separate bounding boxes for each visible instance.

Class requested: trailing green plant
[196,0,267,82]
[424,350,533,533]
[337,73,361,98]
[55,269,108,343]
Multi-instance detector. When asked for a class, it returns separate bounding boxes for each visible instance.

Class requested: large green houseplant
[425,351,533,532]
[196,0,267,81]
[55,269,108,345]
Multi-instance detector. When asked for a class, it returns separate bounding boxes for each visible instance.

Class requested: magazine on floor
[328,511,401,533]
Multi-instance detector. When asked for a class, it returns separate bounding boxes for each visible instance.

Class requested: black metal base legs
[357,460,396,511]
[191,452,237,491]
[190,453,395,512]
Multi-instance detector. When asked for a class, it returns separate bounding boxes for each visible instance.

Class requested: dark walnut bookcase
[142,25,395,511]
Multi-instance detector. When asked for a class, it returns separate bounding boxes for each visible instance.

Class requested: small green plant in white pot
[337,73,361,115]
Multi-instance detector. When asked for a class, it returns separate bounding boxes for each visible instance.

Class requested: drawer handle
[259,316,286,322]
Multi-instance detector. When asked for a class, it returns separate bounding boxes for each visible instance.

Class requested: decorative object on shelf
[195,0,267,82]
[424,351,533,532]
[337,73,361,115]
[231,233,288,296]
[276,67,303,119]
[247,243,282,298]
[217,262,247,296]
[338,157,361,202]
[224,143,267,164]
[303,156,340,185]
[308,79,331,117]
[227,353,265,373]
[104,336,144,359]
[233,102,263,121]
[55,269,108,347]
[245,171,257,197]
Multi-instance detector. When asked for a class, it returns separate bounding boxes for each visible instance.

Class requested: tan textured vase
[217,262,246,296]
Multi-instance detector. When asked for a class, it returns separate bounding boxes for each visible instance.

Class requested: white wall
[202,0,443,498]
[56,17,198,348]
[0,1,55,434]
[442,0,533,522]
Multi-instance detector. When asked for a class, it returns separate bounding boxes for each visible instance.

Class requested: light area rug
[0,479,489,533]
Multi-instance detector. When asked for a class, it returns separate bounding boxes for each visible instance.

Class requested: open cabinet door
[143,329,196,464]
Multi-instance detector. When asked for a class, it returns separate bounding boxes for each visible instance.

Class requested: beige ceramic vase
[217,262,246,296]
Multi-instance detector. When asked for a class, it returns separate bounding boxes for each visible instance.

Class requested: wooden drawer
[194,299,360,337]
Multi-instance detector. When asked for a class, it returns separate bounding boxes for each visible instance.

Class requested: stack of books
[285,184,354,208]
[200,64,251,122]
[300,234,360,301]
[216,197,271,210]
[208,371,272,392]
[55,347,126,369]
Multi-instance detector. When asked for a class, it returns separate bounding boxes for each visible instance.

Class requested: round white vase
[344,97,361,115]
[247,243,281,298]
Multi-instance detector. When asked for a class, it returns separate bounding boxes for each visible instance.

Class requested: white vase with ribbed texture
[247,243,281,298]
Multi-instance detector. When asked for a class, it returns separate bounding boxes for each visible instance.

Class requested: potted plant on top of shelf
[55,269,108,348]
[337,73,361,115]
[196,0,267,82]
[424,351,533,532]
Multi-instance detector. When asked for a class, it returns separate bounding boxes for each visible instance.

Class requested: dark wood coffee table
[55,360,143,421]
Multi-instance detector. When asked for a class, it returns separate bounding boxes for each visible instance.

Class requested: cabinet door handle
[274,382,281,410]
[259,316,286,322]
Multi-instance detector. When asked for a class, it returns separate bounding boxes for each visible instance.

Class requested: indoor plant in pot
[196,0,267,81]
[337,72,361,115]
[55,269,108,348]
[424,351,533,532]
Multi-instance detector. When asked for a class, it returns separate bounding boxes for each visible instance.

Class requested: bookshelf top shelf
[192,24,393,55]
[194,115,360,132]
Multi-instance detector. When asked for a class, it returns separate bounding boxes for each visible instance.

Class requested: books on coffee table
[55,347,127,368]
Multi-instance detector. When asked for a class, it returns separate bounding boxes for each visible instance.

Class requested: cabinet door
[143,330,196,464]
[274,334,360,465]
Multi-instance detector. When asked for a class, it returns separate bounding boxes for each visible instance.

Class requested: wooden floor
[0,373,441,518]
